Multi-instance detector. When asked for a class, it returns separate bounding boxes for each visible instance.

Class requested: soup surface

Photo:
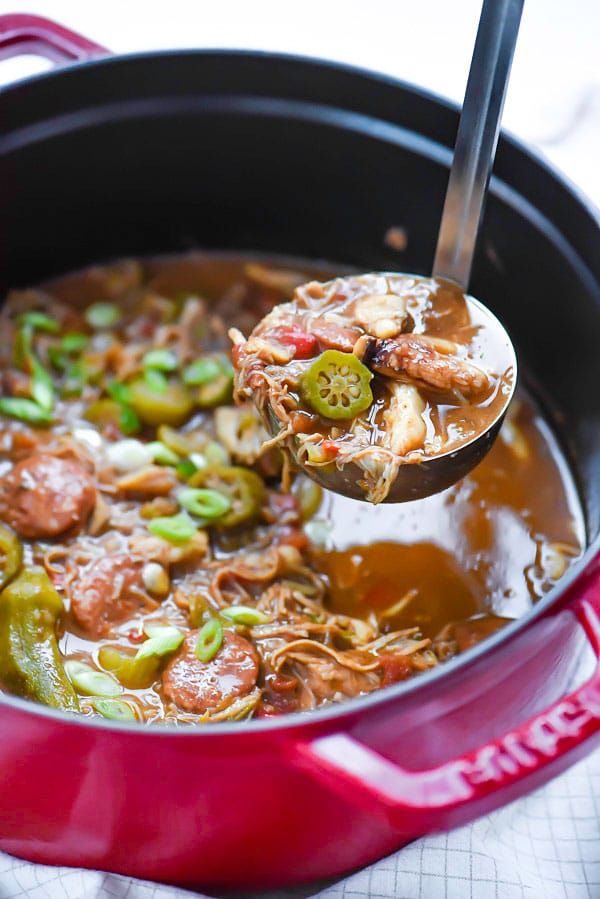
[0,253,584,724]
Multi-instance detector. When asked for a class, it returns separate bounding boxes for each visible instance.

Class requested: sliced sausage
[162,630,259,714]
[311,318,362,353]
[69,554,146,638]
[0,454,96,539]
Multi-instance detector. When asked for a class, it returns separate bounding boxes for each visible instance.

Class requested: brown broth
[313,393,584,636]
[1,251,584,722]
[56,250,583,638]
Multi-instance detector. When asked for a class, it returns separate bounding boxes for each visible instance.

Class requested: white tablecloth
[0,1,598,896]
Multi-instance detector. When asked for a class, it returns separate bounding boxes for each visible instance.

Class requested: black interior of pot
[1,52,599,544]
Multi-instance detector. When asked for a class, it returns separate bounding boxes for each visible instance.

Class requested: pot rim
[3,47,599,221]
[1,47,599,737]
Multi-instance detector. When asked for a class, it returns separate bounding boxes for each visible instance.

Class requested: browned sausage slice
[0,454,96,539]
[69,554,146,638]
[311,319,362,353]
[162,630,259,714]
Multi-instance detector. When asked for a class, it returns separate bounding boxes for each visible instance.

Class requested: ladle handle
[433,0,524,289]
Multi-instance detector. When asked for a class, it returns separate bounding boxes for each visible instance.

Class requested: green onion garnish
[61,359,86,398]
[89,697,136,721]
[143,367,168,394]
[106,381,140,434]
[220,605,269,626]
[147,441,180,466]
[143,349,178,371]
[14,322,55,411]
[85,302,120,329]
[13,325,33,369]
[48,346,68,371]
[195,618,223,662]
[61,332,89,353]
[182,358,222,386]
[65,661,122,697]
[148,512,197,544]
[119,405,141,435]
[175,459,198,480]
[107,381,131,405]
[178,487,231,520]
[0,397,53,425]
[29,355,55,410]
[135,625,184,660]
[18,311,60,333]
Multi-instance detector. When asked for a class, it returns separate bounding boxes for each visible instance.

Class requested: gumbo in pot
[0,254,584,724]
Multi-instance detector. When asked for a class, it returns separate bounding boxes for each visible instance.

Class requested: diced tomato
[268,325,318,359]
[271,674,298,693]
[321,439,341,457]
[274,525,309,550]
[269,493,299,515]
[258,675,300,716]
[127,628,146,645]
[378,653,414,686]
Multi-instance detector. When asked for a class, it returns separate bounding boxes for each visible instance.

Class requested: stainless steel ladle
[273,0,523,502]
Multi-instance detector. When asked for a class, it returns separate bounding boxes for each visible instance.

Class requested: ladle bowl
[264,279,517,503]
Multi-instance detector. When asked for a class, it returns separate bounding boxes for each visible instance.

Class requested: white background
[1,0,599,206]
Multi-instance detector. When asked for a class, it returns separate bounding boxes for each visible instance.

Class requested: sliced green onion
[89,697,136,721]
[0,397,53,425]
[135,625,184,660]
[143,349,178,371]
[143,367,168,394]
[148,511,197,544]
[119,405,141,435]
[178,487,231,520]
[48,346,68,371]
[65,661,122,697]
[61,332,89,353]
[107,381,131,404]
[183,358,221,386]
[106,381,140,434]
[61,359,86,398]
[50,334,89,372]
[14,322,55,411]
[18,311,59,333]
[195,618,223,662]
[220,605,269,626]
[147,441,180,466]
[29,355,55,410]
[176,459,199,480]
[85,302,120,329]
[13,324,32,369]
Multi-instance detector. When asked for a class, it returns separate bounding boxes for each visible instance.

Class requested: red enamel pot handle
[0,14,107,64]
[295,562,600,827]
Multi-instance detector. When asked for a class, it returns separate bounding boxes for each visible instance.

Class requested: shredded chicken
[353,293,409,339]
[382,382,427,455]
[365,334,490,399]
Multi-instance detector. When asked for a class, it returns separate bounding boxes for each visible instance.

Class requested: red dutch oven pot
[1,15,600,892]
